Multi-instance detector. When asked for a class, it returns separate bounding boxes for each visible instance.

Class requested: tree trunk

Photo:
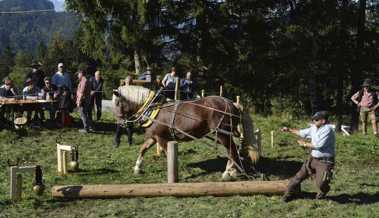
[134,48,141,75]
[351,0,366,131]
[335,0,348,132]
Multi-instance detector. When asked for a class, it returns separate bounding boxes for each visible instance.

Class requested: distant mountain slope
[0,0,78,54]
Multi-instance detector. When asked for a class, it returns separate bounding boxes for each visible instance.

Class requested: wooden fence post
[236,96,240,105]
[175,77,180,101]
[167,141,178,183]
[270,130,274,148]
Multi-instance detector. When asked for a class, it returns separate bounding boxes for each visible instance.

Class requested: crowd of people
[0,62,104,132]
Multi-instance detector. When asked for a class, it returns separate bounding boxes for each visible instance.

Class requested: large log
[52,180,288,199]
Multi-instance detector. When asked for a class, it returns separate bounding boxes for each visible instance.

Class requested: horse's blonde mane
[112,85,151,114]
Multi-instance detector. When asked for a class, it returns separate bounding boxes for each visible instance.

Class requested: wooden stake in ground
[10,165,44,201]
[175,77,180,101]
[167,141,178,183]
[201,89,205,98]
[271,130,274,148]
[219,85,223,96]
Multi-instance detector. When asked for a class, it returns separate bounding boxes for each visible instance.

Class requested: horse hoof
[222,172,231,181]
[133,167,141,175]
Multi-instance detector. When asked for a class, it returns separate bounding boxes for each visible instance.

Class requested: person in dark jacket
[25,61,45,89]
[89,70,104,121]
[0,77,18,128]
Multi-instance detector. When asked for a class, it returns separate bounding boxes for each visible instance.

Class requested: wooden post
[57,144,77,175]
[174,77,180,101]
[10,166,19,201]
[167,141,178,183]
[219,85,223,96]
[9,165,40,201]
[236,96,240,105]
[156,143,161,157]
[201,89,205,98]
[270,130,274,148]
[255,129,262,156]
[52,180,289,199]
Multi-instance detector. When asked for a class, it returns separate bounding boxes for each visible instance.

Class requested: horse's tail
[233,103,261,164]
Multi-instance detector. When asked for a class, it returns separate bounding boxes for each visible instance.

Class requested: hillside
[0,0,79,54]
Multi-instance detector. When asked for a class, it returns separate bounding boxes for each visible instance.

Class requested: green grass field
[1,112,379,218]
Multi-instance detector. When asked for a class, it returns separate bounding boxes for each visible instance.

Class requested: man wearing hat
[52,63,73,93]
[25,61,45,89]
[351,78,379,135]
[281,111,336,202]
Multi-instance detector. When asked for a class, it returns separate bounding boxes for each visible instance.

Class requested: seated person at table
[23,78,43,122]
[0,77,18,128]
[0,77,18,98]
[56,85,74,127]
[41,77,58,121]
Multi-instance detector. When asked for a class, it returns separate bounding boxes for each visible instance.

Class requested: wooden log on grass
[52,180,288,199]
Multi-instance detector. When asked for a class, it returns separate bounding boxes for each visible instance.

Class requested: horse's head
[112,85,151,119]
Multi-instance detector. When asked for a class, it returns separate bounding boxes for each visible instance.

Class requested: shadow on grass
[185,156,228,178]
[185,156,303,179]
[72,167,119,176]
[288,191,379,205]
[328,192,379,205]
[257,157,303,179]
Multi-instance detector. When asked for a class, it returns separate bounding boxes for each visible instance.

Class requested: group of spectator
[0,62,104,132]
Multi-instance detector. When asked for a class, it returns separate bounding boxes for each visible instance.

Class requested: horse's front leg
[133,138,156,175]
[219,135,240,180]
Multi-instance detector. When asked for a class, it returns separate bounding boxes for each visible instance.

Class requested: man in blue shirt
[51,63,73,93]
[281,111,336,202]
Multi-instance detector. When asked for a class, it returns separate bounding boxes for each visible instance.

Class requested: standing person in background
[25,61,45,89]
[351,78,379,136]
[180,71,196,100]
[52,63,73,93]
[281,111,336,202]
[89,70,104,121]
[113,75,134,148]
[162,67,177,87]
[76,70,93,133]
[161,67,178,99]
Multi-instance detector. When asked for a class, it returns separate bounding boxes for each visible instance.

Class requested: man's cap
[362,78,372,87]
[311,111,329,120]
[25,78,33,84]
[30,61,42,68]
[58,63,64,68]
[3,77,12,85]
[44,77,50,82]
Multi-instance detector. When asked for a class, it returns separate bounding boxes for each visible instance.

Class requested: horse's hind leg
[218,134,240,180]
[133,138,156,175]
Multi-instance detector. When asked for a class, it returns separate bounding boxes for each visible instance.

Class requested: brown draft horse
[112,85,259,180]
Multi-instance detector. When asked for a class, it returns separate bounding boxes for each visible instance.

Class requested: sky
[50,0,65,12]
